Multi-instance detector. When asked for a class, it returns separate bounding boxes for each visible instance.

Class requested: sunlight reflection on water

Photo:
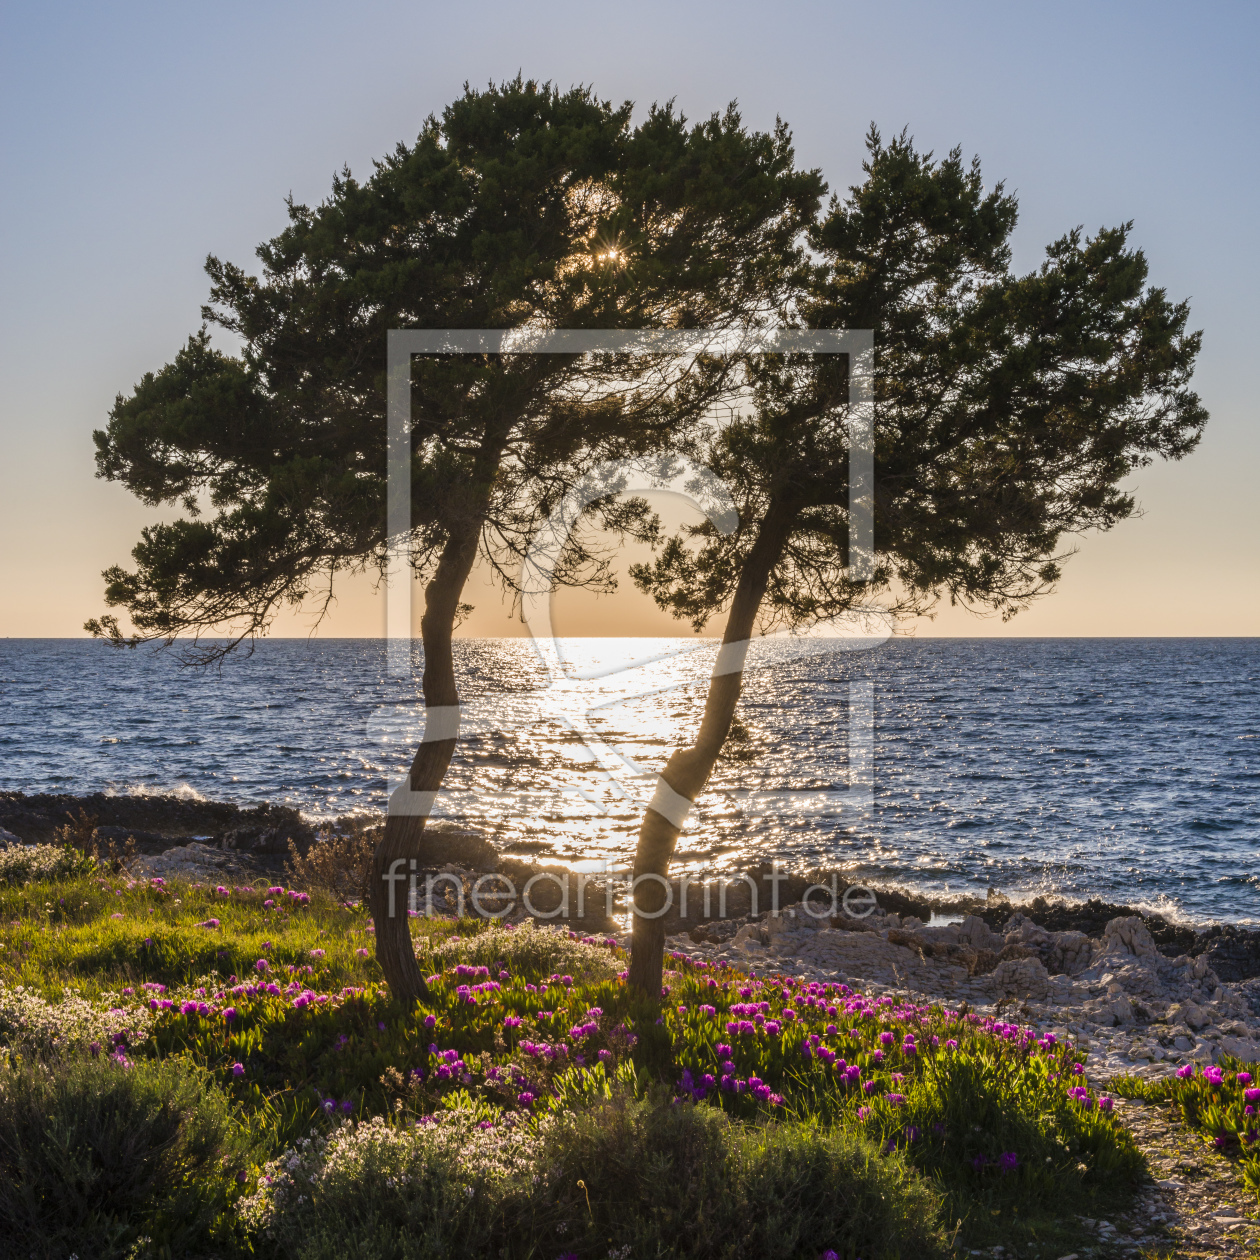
[1,637,1257,923]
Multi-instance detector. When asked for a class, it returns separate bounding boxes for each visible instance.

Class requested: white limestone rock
[1100,915,1160,960]
[1047,931,1095,976]
[987,955,1053,1001]
[957,915,1003,953]
[130,842,257,883]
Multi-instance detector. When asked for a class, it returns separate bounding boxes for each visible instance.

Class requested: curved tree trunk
[368,520,483,1004]
[627,499,796,996]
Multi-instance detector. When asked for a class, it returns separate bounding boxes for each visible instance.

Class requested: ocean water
[1,637,1257,925]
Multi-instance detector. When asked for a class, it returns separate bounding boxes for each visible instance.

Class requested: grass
[0,867,1148,1258]
[1112,1057,1260,1202]
[0,872,389,1000]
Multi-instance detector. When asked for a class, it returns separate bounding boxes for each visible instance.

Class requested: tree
[624,128,1206,995]
[88,78,824,1002]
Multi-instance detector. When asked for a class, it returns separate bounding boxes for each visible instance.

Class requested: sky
[1,0,1256,640]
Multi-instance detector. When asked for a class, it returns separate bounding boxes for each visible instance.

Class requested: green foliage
[241,1091,948,1260]
[658,960,1141,1246]
[0,841,94,886]
[874,1039,1141,1238]
[87,79,822,659]
[0,876,1146,1253]
[0,981,155,1057]
[0,873,388,1001]
[542,1091,948,1260]
[634,127,1207,631]
[1112,1056,1260,1202]
[0,1052,256,1259]
[422,919,622,983]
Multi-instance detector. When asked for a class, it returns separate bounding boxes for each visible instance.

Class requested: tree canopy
[87,98,1205,1004]
[624,128,1206,993]
[87,78,825,1001]
[88,83,820,660]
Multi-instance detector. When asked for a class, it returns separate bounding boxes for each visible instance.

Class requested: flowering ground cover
[1113,1059,1260,1200]
[0,868,1147,1258]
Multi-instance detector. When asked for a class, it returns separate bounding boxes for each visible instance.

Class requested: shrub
[0,1053,254,1258]
[240,1101,541,1257]
[0,842,94,886]
[287,834,375,902]
[542,1091,947,1260]
[241,1091,947,1259]
[0,982,154,1056]
[425,920,622,984]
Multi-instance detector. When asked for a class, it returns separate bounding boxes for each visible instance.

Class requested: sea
[1,637,1257,926]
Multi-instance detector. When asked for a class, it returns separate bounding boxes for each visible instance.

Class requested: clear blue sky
[2,0,1256,637]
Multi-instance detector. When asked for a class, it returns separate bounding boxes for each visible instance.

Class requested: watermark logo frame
[378,328,882,839]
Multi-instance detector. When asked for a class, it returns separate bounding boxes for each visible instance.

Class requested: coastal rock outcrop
[660,901,1260,1080]
[1192,926,1260,983]
[989,955,1056,1001]
[131,842,273,883]
[1100,915,1160,960]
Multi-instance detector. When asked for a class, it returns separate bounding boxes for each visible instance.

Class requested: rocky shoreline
[655,900,1260,1083]
[6,790,1260,1084]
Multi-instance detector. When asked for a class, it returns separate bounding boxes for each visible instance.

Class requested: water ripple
[0,638,1256,923]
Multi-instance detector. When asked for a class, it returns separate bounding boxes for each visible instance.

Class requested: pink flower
[231,1062,244,1076]
[356,947,369,958]
[310,948,326,959]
